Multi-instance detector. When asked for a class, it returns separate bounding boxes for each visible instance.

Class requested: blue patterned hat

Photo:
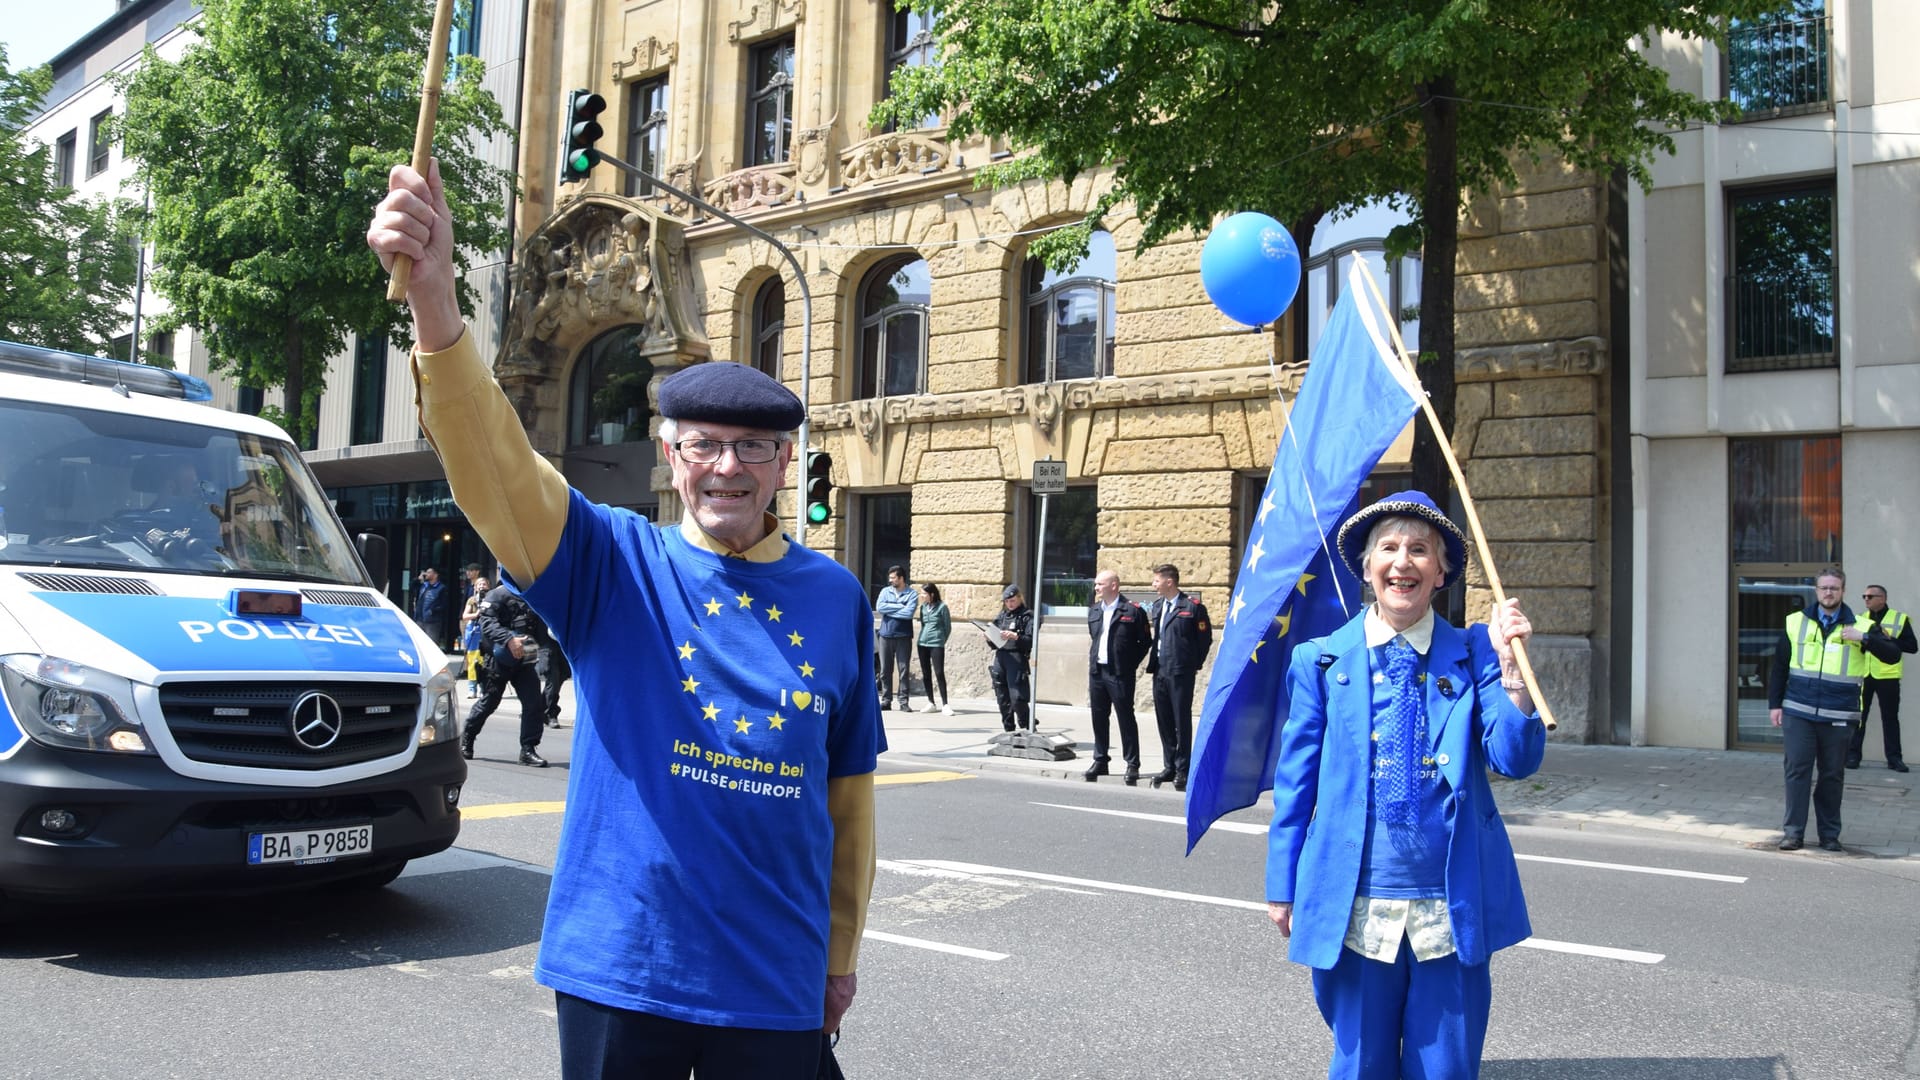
[1336,490,1469,589]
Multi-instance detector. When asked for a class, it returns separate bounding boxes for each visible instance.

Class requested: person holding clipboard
[977,585,1034,732]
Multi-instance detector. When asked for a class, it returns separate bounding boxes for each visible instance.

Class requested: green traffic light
[807,503,830,525]
[569,150,593,173]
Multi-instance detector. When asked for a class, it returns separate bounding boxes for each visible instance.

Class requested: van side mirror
[355,532,389,590]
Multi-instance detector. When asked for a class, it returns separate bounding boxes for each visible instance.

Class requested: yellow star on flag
[704,597,723,616]
[1276,611,1293,637]
[799,661,816,678]
[734,716,752,734]
[703,701,721,721]
[765,605,783,622]
[768,712,786,730]
[1296,572,1317,596]
[681,676,699,693]
[735,590,754,609]
[678,641,696,660]
[1250,639,1265,664]
[788,631,804,647]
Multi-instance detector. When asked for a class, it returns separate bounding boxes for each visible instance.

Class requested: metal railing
[1727,267,1836,372]
[1726,15,1830,115]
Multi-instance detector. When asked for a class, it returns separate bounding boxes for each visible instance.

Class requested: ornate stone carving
[806,369,1283,433]
[661,156,701,217]
[838,131,950,189]
[727,0,805,43]
[1457,336,1608,382]
[703,162,797,213]
[793,118,835,186]
[611,37,677,80]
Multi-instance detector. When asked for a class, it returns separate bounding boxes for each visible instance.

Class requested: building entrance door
[1730,565,1821,749]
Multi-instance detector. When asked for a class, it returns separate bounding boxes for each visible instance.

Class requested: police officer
[1768,567,1900,850]
[989,584,1034,733]
[1146,563,1212,791]
[1085,570,1151,784]
[1850,584,1917,772]
[464,581,553,766]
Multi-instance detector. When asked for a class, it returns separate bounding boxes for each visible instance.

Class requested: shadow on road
[0,864,549,978]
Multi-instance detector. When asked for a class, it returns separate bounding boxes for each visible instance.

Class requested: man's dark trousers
[466,654,546,751]
[1153,670,1198,779]
[1783,713,1849,841]
[1851,676,1903,764]
[878,635,912,707]
[1089,661,1140,769]
[556,992,820,1080]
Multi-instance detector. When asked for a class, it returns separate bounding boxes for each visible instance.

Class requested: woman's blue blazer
[1265,611,1546,969]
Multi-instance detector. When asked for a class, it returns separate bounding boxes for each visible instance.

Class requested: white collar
[1364,604,1435,654]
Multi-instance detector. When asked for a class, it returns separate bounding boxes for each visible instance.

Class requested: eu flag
[1184,262,1422,852]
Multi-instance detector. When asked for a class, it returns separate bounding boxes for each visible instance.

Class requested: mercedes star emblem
[289,691,345,750]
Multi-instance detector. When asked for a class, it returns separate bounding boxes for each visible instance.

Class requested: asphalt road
[1,726,1916,1080]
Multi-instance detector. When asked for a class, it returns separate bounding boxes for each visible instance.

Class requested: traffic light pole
[589,151,817,546]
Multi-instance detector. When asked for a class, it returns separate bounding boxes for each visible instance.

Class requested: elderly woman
[1265,491,1545,1080]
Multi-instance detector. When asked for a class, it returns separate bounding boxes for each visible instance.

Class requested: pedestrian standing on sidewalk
[875,566,918,711]
[1849,584,1916,772]
[369,161,883,1078]
[460,575,490,698]
[916,583,952,715]
[1084,569,1151,784]
[1266,492,1545,1080]
[1146,563,1212,791]
[988,584,1034,732]
[1769,567,1900,850]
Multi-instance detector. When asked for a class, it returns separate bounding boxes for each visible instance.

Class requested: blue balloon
[1200,211,1302,327]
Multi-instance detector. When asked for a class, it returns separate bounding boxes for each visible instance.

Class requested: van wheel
[328,860,407,891]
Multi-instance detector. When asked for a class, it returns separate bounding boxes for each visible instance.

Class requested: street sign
[1032,460,1066,495]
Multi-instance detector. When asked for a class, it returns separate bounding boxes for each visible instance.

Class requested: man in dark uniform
[988,584,1034,733]
[1085,569,1151,784]
[464,581,553,766]
[1147,563,1212,791]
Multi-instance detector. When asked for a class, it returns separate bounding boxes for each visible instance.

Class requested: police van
[0,339,465,904]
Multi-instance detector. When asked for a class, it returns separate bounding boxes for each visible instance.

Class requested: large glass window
[859,492,913,603]
[1728,182,1835,373]
[1027,485,1097,617]
[568,326,653,447]
[54,130,76,189]
[625,76,669,198]
[857,256,931,398]
[747,37,795,167]
[87,109,111,177]
[752,278,785,379]
[1726,0,1828,115]
[1023,230,1116,383]
[350,333,388,446]
[1303,201,1422,355]
[450,0,482,57]
[883,3,940,132]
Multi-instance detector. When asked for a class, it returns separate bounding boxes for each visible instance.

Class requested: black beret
[657,361,804,432]
[1001,584,1021,600]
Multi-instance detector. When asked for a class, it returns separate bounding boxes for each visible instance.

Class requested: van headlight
[0,655,152,754]
[420,661,461,746]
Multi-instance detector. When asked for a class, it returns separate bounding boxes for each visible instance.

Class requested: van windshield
[0,400,367,584]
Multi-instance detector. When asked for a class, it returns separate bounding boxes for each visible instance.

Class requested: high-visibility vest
[1866,608,1907,680]
[1781,610,1870,723]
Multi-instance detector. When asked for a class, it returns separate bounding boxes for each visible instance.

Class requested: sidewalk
[879,697,1920,860]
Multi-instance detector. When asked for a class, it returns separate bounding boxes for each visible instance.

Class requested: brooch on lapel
[1436,676,1455,697]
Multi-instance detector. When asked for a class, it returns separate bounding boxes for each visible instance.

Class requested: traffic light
[561,89,607,183]
[805,451,834,525]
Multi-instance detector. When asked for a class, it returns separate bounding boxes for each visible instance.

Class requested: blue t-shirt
[1358,643,1450,899]
[522,491,885,1029]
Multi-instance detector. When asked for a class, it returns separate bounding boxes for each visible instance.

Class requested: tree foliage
[0,48,140,354]
[879,0,1786,499]
[115,0,513,439]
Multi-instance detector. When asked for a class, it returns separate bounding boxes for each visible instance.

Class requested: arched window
[1304,201,1422,353]
[752,278,785,378]
[856,255,931,398]
[1022,229,1116,383]
[568,326,653,447]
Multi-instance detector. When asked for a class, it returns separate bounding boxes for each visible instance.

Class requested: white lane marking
[904,858,1663,965]
[1032,803,1748,883]
[400,846,553,878]
[877,857,1097,894]
[862,930,1008,961]
[1515,938,1665,965]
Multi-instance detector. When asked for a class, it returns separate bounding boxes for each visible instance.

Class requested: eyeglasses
[671,438,784,464]
[1864,594,1886,601]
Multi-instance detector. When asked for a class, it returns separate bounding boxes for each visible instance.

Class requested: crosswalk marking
[1030,802,1748,882]
[862,930,1008,961]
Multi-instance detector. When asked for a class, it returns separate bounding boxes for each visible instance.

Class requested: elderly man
[369,161,882,1079]
[1084,570,1151,784]
[1769,567,1900,851]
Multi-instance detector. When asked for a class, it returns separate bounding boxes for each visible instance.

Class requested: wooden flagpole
[386,0,458,302]
[1354,265,1558,731]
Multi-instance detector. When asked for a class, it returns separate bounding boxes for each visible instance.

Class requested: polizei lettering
[177,619,375,647]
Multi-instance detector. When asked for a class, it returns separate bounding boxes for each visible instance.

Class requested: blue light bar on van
[0,339,214,402]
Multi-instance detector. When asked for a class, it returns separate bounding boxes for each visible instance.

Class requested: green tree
[0,47,140,354]
[115,0,512,440]
[879,0,1784,500]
